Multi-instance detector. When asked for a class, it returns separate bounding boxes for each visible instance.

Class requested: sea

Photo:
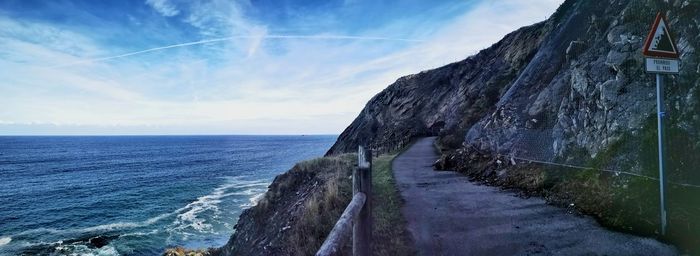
[0,135,336,255]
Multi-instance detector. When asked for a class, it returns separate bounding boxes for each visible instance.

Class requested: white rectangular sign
[645,58,679,74]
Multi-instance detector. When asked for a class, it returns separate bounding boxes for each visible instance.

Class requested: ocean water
[0,135,336,255]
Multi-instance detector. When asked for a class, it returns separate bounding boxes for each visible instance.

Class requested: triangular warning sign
[643,12,679,58]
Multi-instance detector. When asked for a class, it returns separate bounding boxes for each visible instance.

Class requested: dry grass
[286,155,355,256]
[251,154,354,218]
[285,152,415,255]
[222,149,414,255]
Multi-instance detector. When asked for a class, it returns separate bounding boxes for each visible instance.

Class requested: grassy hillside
[217,149,414,255]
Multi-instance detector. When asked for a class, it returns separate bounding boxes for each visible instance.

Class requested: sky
[0,0,564,135]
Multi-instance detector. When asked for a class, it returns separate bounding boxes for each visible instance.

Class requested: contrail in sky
[52,35,424,68]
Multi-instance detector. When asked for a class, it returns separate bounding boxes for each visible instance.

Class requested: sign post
[655,73,667,236]
[643,12,680,236]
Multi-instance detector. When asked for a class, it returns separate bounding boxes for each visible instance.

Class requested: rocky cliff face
[219,155,355,256]
[221,0,700,254]
[326,18,552,155]
[328,0,700,182]
[326,0,700,252]
[467,0,700,176]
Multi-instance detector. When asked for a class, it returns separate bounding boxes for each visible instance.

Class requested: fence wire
[459,2,700,191]
[467,123,700,189]
[510,154,700,189]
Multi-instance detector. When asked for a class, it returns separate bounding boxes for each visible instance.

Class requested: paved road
[393,137,677,256]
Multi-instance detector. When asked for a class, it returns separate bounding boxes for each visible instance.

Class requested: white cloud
[0,18,104,60]
[183,0,259,37]
[145,0,180,17]
[0,0,564,135]
[51,34,424,68]
[246,26,267,57]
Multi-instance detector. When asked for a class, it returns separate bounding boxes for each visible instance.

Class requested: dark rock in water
[89,236,109,248]
[20,235,116,254]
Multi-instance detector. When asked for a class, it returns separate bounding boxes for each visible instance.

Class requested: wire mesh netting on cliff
[463,1,700,190]
[498,127,700,189]
[460,1,700,250]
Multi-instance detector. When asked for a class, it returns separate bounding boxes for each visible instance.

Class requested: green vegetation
[637,116,700,253]
[534,115,700,254]
[254,151,414,255]
[371,153,416,256]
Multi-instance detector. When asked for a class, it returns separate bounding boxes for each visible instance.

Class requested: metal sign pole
[656,73,667,236]
[643,11,677,237]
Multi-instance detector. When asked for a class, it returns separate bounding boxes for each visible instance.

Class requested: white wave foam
[0,236,11,246]
[11,211,174,245]
[12,176,272,252]
[216,177,268,192]
[14,228,63,236]
[77,211,174,233]
[55,244,119,256]
[168,176,270,235]
[119,229,159,238]
[17,239,63,249]
[240,190,266,208]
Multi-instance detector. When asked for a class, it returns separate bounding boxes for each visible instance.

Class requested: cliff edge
[219,0,700,254]
[328,0,700,253]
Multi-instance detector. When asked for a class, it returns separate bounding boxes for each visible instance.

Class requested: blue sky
[0,0,563,135]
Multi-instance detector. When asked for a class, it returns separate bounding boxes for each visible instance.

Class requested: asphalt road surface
[393,137,677,256]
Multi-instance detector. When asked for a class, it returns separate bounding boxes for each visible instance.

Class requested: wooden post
[354,146,372,256]
[316,193,367,256]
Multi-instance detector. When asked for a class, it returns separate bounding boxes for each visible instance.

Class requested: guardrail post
[354,146,372,256]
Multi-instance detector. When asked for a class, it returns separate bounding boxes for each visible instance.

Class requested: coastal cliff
[216,151,414,256]
[328,0,700,253]
[325,18,551,156]
[220,155,355,255]
[328,0,700,173]
[220,0,700,254]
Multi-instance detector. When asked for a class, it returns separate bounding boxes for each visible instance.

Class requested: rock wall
[329,0,700,180]
[222,0,700,254]
[325,17,552,155]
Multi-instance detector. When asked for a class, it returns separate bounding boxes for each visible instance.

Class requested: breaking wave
[9,176,270,255]
[0,135,334,255]
[168,177,269,235]
[0,236,11,246]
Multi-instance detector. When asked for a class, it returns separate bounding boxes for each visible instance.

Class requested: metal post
[656,74,667,236]
[354,146,372,256]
